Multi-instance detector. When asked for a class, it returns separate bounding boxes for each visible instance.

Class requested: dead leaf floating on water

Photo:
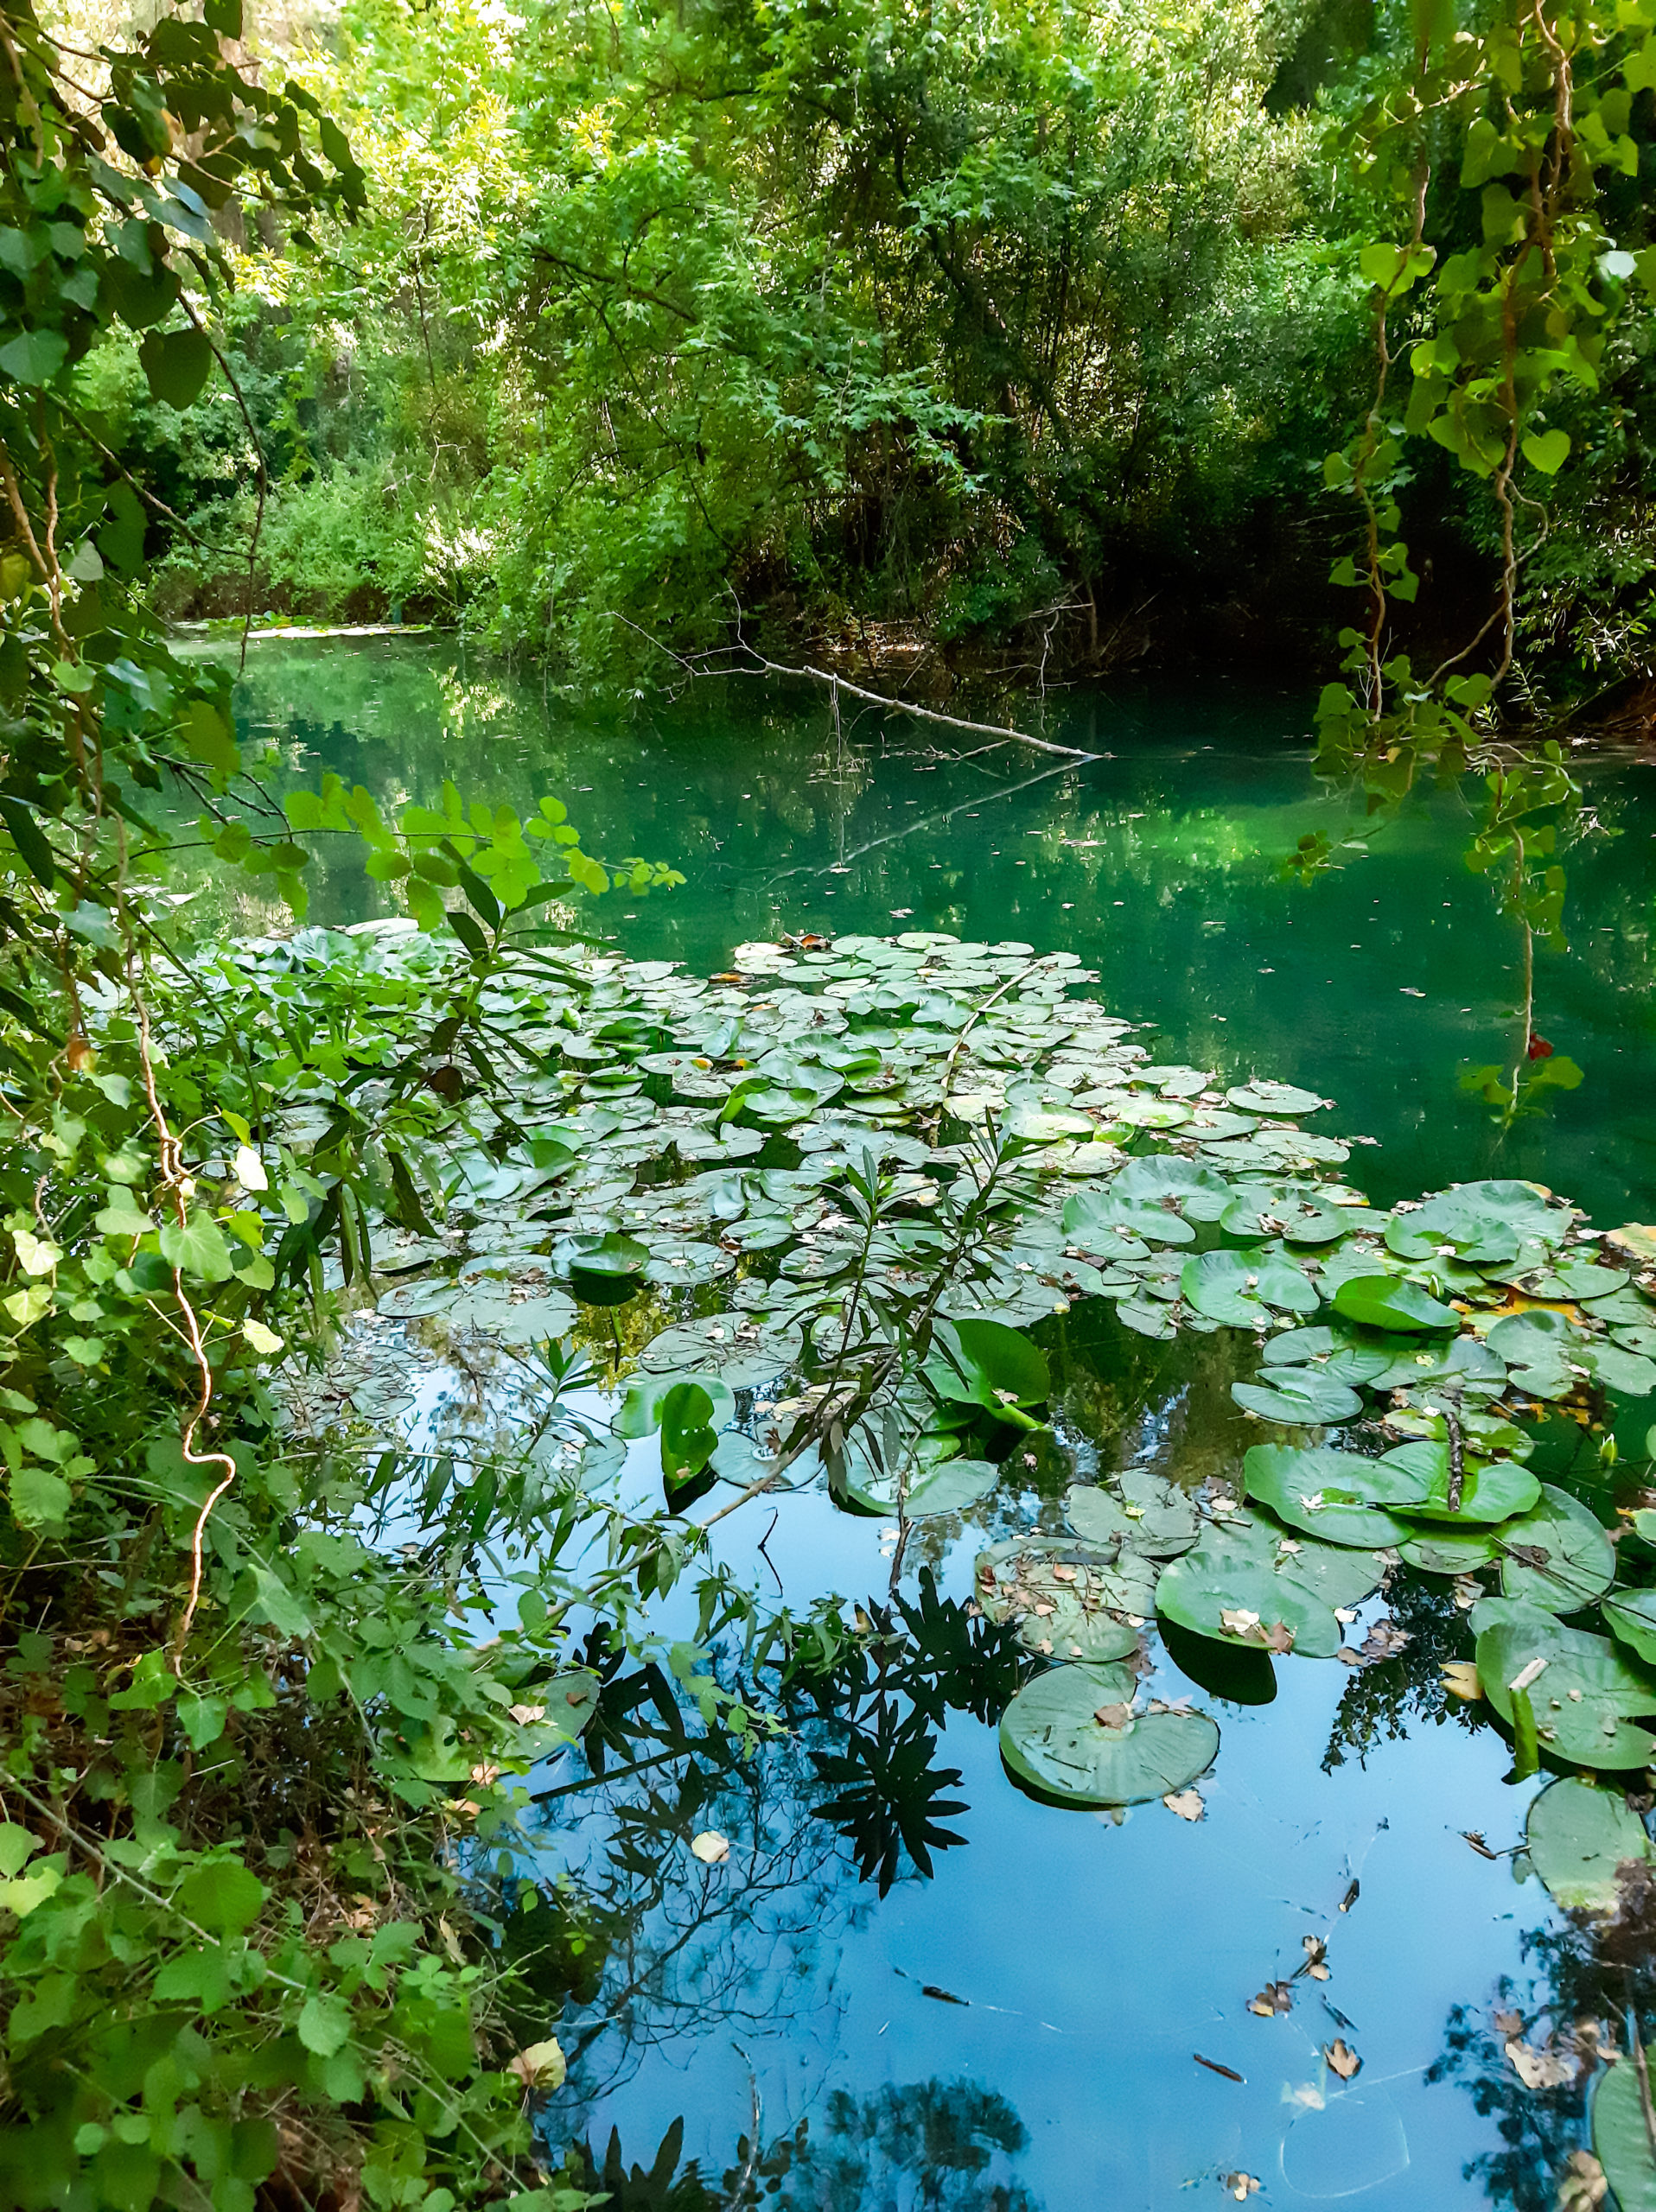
[690,1830,730,1865]
[1222,2175,1261,2201]
[1442,1662,1483,1700]
[1506,2037,1576,2090]
[1248,1980,1294,2017]
[1163,1788,1205,1821]
[1558,2149,1608,2210]
[1325,2038,1361,2080]
[1301,1936,1329,1981]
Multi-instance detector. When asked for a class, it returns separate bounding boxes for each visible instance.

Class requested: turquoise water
[223,635,1656,2207]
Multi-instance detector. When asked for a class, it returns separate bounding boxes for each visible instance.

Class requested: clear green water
[220,634,1656,2208]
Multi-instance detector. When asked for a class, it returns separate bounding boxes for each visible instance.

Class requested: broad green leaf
[1232,1370,1362,1426]
[999,1662,1219,1807]
[139,326,214,409]
[1522,428,1570,475]
[1379,1440,1539,1524]
[1525,1777,1654,1912]
[1477,1618,1656,1770]
[1242,1444,1420,1547]
[176,1856,265,1934]
[1333,1274,1459,1332]
[158,1209,235,1284]
[1499,1484,1616,1610]
[1595,2047,1656,2212]
[1156,1513,1384,1659]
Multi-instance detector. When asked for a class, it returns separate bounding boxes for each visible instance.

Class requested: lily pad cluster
[248,925,1656,1807]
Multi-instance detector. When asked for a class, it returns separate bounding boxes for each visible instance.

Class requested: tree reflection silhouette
[568,2078,1041,2211]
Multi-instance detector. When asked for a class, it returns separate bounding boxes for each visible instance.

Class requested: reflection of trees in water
[1320,1577,1482,1773]
[544,1713,857,2121]
[566,2078,1042,2212]
[1430,1869,1656,2209]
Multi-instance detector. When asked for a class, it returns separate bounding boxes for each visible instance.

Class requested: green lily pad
[1156,1513,1385,1658]
[1111,1157,1233,1222]
[1499,1484,1616,1610]
[1604,1589,1656,1669]
[1063,1189,1196,1248]
[1231,1370,1363,1426]
[1398,1525,1499,1574]
[1067,1470,1200,1558]
[1525,1776,1654,1911]
[1332,1274,1459,1332]
[1220,1187,1353,1244]
[552,1231,648,1278]
[1227,1080,1325,1116]
[1477,1617,1656,1770]
[904,1456,1001,1517]
[1181,1249,1319,1326]
[1595,2044,1656,2212]
[1242,1444,1421,1548]
[925,1317,1049,1425]
[1594,1344,1656,1397]
[999,1663,1220,1807]
[1378,1440,1539,1524]
[975,1537,1153,1661]
[1385,1180,1561,1267]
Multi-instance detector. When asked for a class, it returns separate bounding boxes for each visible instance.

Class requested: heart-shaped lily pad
[1333,1274,1459,1332]
[1379,1440,1539,1525]
[1603,1589,1656,1669]
[1498,1484,1616,1610]
[1156,1514,1384,1658]
[1525,1776,1654,1911]
[1181,1249,1319,1326]
[975,1537,1152,1660]
[1242,1444,1422,1548]
[1067,1470,1200,1558]
[1595,2042,1656,2212]
[1477,1616,1656,1770]
[999,1663,1220,1807]
[903,1456,1001,1517]
[1232,1370,1363,1425]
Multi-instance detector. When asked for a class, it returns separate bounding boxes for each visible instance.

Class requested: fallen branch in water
[609,609,1103,763]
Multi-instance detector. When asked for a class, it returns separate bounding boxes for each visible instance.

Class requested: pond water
[219,634,1656,2209]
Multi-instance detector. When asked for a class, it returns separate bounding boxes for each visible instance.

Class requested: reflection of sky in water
[230,636,1639,2202]
[329,1310,1553,2206]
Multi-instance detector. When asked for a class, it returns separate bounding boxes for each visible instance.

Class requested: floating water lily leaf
[1525,1777,1655,1912]
[1477,1618,1656,1770]
[999,1662,1220,1807]
[1604,1590,1656,1669]
[1499,1484,1616,1611]
[1378,1440,1539,1525]
[925,1318,1049,1427]
[1181,1250,1318,1326]
[1385,1180,1561,1267]
[1232,1370,1362,1426]
[1220,1187,1352,1245]
[1262,1326,1399,1388]
[903,1456,1000,1517]
[1398,1525,1499,1574]
[1332,1274,1459,1332]
[552,1231,647,1278]
[1066,1471,1200,1558]
[1111,1156,1233,1222]
[1520,1261,1631,1302]
[1595,2045,1656,2212]
[1063,1188,1195,1248]
[615,1369,737,1442]
[976,1536,1153,1659]
[1242,1445,1421,1548]
[1592,1344,1656,1397]
[1156,1515,1384,1659]
[1228,1081,1325,1116]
